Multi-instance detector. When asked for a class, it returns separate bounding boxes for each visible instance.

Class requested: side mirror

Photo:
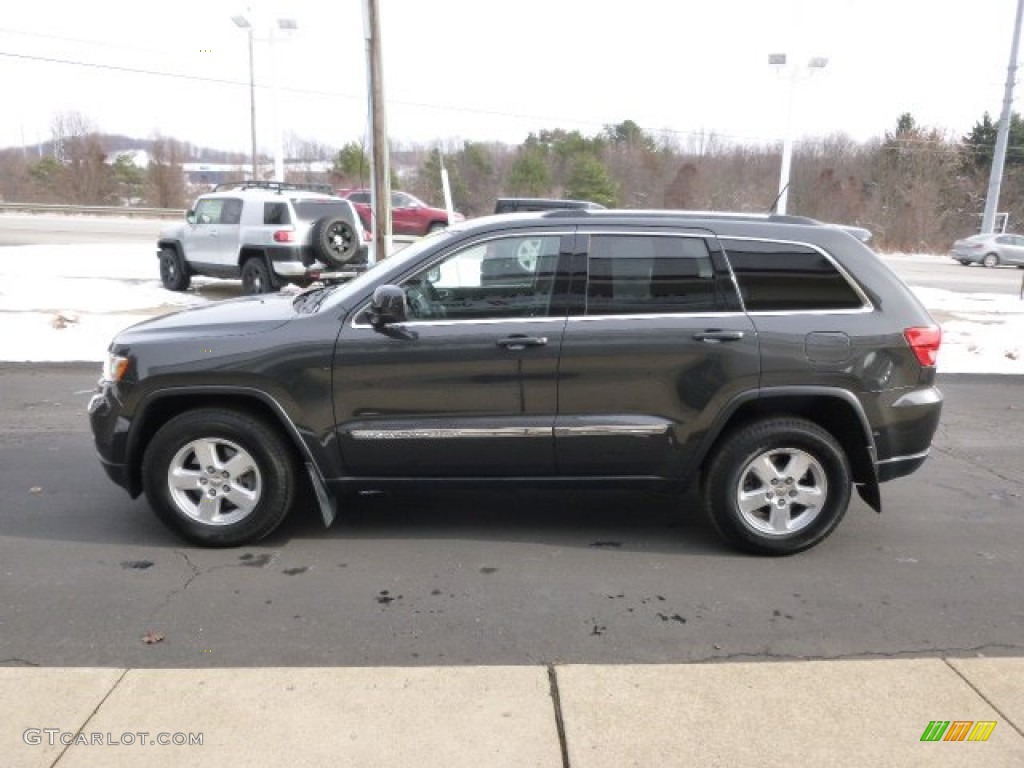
[367,285,407,327]
[186,210,196,224]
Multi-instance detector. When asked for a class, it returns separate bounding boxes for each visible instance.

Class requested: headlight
[101,353,131,383]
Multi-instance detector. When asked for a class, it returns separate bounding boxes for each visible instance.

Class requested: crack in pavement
[0,657,40,667]
[931,443,1024,487]
[944,658,1024,740]
[680,641,1024,665]
[149,550,280,620]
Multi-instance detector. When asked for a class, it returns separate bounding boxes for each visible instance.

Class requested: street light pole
[232,15,258,180]
[233,13,296,183]
[981,0,1024,234]
[769,54,828,215]
[270,19,297,182]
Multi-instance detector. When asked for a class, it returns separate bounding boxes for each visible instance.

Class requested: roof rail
[213,180,335,195]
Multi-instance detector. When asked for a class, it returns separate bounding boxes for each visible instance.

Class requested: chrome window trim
[718,235,875,312]
[351,315,569,330]
[567,312,748,323]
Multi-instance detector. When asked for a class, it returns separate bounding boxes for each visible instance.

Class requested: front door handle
[693,330,745,343]
[497,335,548,350]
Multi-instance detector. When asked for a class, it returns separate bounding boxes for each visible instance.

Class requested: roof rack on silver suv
[213,180,336,195]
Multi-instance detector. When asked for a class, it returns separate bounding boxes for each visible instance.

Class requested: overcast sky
[1,0,1020,155]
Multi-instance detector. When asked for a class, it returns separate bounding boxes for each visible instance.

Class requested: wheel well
[157,240,182,256]
[238,247,269,269]
[128,394,303,495]
[157,241,191,276]
[701,395,874,486]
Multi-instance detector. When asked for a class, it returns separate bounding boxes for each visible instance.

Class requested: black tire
[702,418,851,556]
[241,257,275,295]
[982,252,1000,268]
[142,408,297,547]
[159,247,190,291]
[312,216,358,267]
[958,259,971,266]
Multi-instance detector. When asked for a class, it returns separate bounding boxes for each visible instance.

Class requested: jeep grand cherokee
[90,210,942,554]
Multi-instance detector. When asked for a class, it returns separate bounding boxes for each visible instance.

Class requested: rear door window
[585,234,733,315]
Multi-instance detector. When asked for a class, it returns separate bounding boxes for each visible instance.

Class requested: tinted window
[220,198,242,225]
[402,235,561,321]
[264,202,291,225]
[348,192,371,204]
[586,235,720,315]
[721,239,864,311]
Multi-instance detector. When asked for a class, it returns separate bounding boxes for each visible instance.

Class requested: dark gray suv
[90,210,942,554]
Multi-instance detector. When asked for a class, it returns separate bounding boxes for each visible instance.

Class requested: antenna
[769,182,790,214]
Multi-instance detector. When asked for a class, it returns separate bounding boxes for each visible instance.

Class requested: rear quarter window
[721,239,865,312]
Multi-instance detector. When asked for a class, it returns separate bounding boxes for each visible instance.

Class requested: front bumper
[88,384,138,496]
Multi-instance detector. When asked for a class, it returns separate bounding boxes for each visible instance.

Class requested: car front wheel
[703,418,851,555]
[982,253,1000,268]
[142,409,297,546]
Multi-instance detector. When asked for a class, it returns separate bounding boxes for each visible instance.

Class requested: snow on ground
[0,243,1022,374]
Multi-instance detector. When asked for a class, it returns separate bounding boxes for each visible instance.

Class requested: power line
[2,50,1017,153]
[0,50,791,146]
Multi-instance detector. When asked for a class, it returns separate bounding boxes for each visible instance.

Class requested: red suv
[339,189,463,236]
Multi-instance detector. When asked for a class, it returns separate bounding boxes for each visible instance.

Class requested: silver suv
[157,181,366,295]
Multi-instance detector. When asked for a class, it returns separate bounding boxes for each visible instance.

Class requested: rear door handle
[693,330,745,343]
[497,335,548,350]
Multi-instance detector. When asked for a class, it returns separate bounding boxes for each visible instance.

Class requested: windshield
[291,228,462,313]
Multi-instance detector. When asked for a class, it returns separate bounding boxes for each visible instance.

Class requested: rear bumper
[876,449,930,481]
[873,385,942,482]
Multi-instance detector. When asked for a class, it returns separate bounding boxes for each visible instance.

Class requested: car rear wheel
[312,216,358,267]
[142,409,297,547]
[241,257,275,295]
[982,253,1000,268]
[159,248,190,291]
[703,418,851,555]
[957,259,971,266]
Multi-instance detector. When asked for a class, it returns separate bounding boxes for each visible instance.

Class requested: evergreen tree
[961,111,1024,171]
[566,154,618,207]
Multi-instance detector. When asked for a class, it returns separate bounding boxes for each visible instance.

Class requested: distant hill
[2,134,249,165]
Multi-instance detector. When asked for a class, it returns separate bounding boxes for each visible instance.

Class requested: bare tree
[147,135,187,209]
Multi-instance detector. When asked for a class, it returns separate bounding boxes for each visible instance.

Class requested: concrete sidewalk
[3,658,1022,767]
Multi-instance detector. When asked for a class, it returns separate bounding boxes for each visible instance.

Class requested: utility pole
[247,27,258,180]
[363,0,391,263]
[982,0,1024,233]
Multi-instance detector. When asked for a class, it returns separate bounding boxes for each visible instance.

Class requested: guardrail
[0,202,185,219]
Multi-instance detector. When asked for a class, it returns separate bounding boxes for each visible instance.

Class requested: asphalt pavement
[1,366,1021,669]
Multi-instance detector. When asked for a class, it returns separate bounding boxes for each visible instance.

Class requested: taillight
[273,229,295,243]
[904,326,941,367]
